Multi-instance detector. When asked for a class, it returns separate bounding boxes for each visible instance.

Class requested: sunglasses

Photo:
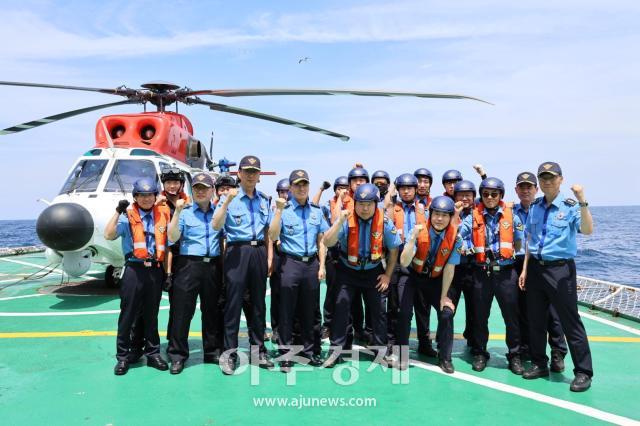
[481,191,500,198]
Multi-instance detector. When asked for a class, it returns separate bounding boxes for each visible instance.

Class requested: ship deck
[1,252,639,425]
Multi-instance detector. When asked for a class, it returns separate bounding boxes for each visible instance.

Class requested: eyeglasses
[481,191,500,198]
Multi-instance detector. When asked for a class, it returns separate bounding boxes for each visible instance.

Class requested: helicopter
[0,80,489,286]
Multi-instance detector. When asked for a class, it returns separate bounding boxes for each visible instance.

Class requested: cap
[537,162,562,177]
[289,169,310,185]
[239,155,261,171]
[192,173,214,187]
[516,172,538,186]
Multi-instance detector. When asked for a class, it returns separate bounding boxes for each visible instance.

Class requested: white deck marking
[0,257,96,281]
[0,294,48,301]
[579,311,640,336]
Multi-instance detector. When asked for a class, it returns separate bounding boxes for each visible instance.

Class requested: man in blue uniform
[414,168,433,207]
[269,169,329,372]
[400,196,463,372]
[442,169,463,199]
[269,178,291,344]
[459,177,524,375]
[104,178,169,375]
[519,162,594,392]
[165,173,223,374]
[513,172,567,370]
[212,155,274,374]
[323,183,401,367]
[372,170,391,203]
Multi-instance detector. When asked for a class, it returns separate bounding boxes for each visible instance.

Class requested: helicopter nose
[36,203,94,252]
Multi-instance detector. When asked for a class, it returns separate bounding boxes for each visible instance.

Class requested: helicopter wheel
[105,265,121,288]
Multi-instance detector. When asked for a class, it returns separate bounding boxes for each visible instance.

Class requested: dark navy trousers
[447,261,475,344]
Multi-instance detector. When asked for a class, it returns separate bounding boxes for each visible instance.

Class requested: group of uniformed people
[105,156,594,392]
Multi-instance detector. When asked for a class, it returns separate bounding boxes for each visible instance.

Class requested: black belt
[125,259,162,268]
[476,263,514,272]
[533,257,569,266]
[339,255,381,269]
[226,240,265,247]
[181,254,220,263]
[282,252,318,263]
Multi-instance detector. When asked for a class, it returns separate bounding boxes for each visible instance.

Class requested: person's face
[134,193,156,210]
[538,173,563,197]
[355,200,376,220]
[443,180,457,196]
[349,177,367,193]
[455,191,475,209]
[417,177,431,196]
[238,168,260,186]
[398,186,416,203]
[277,190,290,200]
[216,185,231,197]
[192,184,214,204]
[334,185,348,195]
[481,189,502,209]
[291,181,309,202]
[163,179,182,195]
[430,210,451,231]
[515,182,537,204]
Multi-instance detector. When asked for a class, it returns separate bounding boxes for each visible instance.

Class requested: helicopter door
[103,159,159,193]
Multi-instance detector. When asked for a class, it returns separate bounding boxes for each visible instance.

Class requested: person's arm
[323,210,349,247]
[167,199,186,243]
[212,188,237,230]
[104,200,129,240]
[473,164,488,180]
[317,233,327,281]
[312,181,330,205]
[376,247,397,292]
[440,263,456,311]
[571,184,593,235]
[400,225,421,267]
[518,235,531,291]
[268,198,286,241]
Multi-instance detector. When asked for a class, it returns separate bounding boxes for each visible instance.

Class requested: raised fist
[339,209,351,224]
[275,197,287,210]
[337,188,348,201]
[175,198,186,210]
[321,181,331,190]
[570,184,585,202]
[116,199,130,214]
[473,164,486,176]
[226,187,238,202]
[155,194,167,206]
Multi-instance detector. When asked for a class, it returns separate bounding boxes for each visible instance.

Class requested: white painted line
[0,294,48,301]
[408,359,639,425]
[0,257,96,281]
[580,311,640,337]
[0,304,171,317]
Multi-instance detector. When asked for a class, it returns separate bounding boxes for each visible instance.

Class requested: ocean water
[0,206,638,287]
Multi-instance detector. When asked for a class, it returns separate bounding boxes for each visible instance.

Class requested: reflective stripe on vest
[471,201,514,263]
[411,221,457,277]
[346,207,384,266]
[127,204,169,262]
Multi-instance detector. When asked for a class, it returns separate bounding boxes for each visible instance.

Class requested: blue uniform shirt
[338,215,401,270]
[459,205,524,266]
[513,202,532,257]
[457,209,474,263]
[398,201,429,243]
[174,202,221,257]
[526,193,582,261]
[116,209,156,258]
[218,187,272,242]
[276,198,330,257]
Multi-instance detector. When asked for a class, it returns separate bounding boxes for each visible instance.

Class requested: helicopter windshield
[103,159,159,193]
[59,159,109,194]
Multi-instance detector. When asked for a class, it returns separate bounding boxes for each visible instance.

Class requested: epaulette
[564,198,577,206]
[284,202,292,209]
[532,197,544,205]
[310,202,320,208]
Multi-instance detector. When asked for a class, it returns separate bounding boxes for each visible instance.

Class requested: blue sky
[0,0,638,219]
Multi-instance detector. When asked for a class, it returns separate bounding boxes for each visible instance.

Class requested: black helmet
[479,177,505,196]
[215,175,237,189]
[453,180,477,197]
[429,195,455,215]
[348,167,370,183]
[414,168,433,182]
[371,170,390,183]
[333,176,349,191]
[442,169,463,184]
[276,178,290,192]
[394,173,418,188]
[160,167,185,183]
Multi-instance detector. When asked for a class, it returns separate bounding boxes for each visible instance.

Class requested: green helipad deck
[1,252,639,425]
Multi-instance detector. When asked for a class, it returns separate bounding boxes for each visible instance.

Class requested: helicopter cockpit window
[59,159,108,194]
[103,159,159,193]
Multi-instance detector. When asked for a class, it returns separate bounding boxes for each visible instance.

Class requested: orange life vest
[127,204,169,261]
[472,201,514,263]
[346,207,384,266]
[330,193,354,224]
[392,201,427,243]
[411,221,458,276]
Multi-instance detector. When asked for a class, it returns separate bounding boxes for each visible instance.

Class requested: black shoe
[550,350,565,373]
[417,341,438,358]
[170,360,184,375]
[570,373,592,392]
[523,364,550,380]
[321,326,330,340]
[220,357,237,375]
[203,349,222,364]
[472,355,487,372]
[306,355,324,367]
[508,356,524,375]
[128,350,143,363]
[439,358,454,374]
[114,360,129,376]
[147,354,169,371]
[323,354,344,368]
[280,360,293,373]
[271,331,279,344]
[253,352,274,369]
[353,330,367,344]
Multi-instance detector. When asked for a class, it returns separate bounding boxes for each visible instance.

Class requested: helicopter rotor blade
[0,80,136,96]
[183,89,492,105]
[188,98,350,142]
[0,100,139,135]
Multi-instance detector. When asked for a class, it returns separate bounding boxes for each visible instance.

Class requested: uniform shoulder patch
[564,198,577,206]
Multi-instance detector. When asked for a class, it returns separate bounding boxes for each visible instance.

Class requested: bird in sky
[298,57,311,64]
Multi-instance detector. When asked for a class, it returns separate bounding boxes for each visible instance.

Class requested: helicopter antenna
[209,131,214,156]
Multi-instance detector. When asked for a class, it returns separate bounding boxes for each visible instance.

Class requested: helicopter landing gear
[105,265,122,288]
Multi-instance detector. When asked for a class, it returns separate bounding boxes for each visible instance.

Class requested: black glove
[116,199,130,214]
[322,181,331,190]
[163,273,173,292]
